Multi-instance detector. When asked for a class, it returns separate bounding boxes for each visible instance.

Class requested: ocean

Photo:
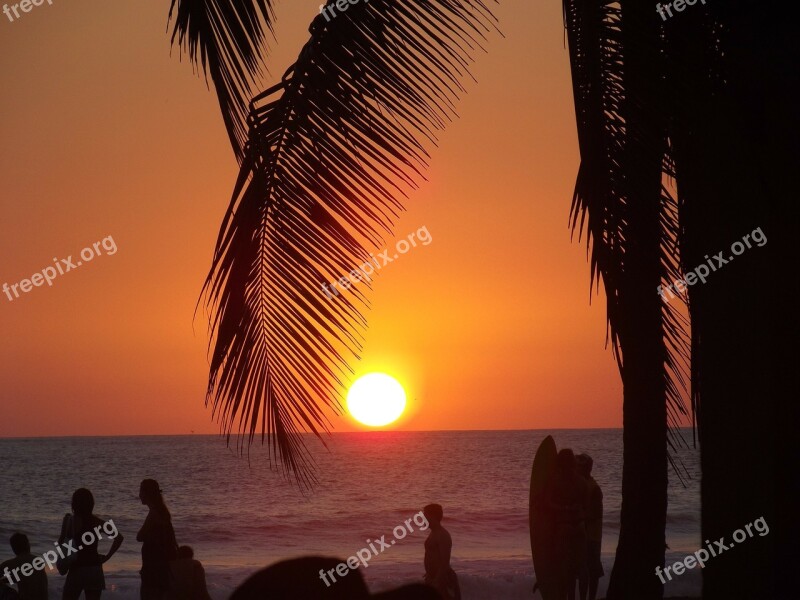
[0,430,701,599]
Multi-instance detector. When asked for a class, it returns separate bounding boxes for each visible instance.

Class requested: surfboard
[530,435,557,597]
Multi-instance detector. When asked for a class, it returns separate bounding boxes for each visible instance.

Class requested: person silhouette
[137,480,178,600]
[545,449,589,600]
[167,546,211,600]
[0,578,18,600]
[422,504,461,600]
[576,454,603,600]
[229,556,439,600]
[60,489,124,600]
[0,533,48,600]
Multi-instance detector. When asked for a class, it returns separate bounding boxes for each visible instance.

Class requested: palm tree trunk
[605,2,669,596]
[669,3,800,597]
[606,319,668,600]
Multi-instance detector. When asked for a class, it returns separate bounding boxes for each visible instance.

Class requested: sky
[0,0,629,437]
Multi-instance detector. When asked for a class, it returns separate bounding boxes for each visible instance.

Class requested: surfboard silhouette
[530,435,557,598]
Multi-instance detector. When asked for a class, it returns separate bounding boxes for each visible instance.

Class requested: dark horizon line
[0,426,699,440]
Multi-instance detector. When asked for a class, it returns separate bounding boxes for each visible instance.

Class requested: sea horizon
[1,426,685,439]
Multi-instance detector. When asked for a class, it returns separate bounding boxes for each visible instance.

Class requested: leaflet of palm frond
[564,0,626,351]
[201,0,498,485]
[168,0,276,162]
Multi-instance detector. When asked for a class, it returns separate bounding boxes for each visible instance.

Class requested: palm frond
[200,0,498,485]
[168,0,276,161]
[564,0,689,442]
[564,0,626,359]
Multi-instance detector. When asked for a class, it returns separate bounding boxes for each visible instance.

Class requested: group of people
[539,449,604,600]
[0,460,601,600]
[0,479,211,600]
[2,459,602,600]
[1,480,462,600]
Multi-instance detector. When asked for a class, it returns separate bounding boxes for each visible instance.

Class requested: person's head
[576,453,593,477]
[231,556,369,600]
[230,556,440,600]
[9,533,30,556]
[373,585,440,599]
[177,545,194,560]
[71,488,95,517]
[139,479,171,517]
[423,504,444,528]
[556,448,576,473]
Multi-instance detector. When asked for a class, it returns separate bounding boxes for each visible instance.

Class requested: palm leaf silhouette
[564,0,689,436]
[168,0,276,161]
[200,0,498,485]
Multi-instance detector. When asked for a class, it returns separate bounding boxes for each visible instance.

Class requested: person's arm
[592,486,603,519]
[431,531,452,587]
[438,533,452,570]
[595,487,604,527]
[423,537,439,582]
[101,530,124,564]
[195,562,212,600]
[58,513,72,545]
[137,512,153,542]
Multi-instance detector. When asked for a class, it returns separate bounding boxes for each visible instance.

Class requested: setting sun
[347,373,407,427]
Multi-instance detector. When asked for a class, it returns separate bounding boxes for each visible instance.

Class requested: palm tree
[666,3,798,598]
[563,0,688,597]
[564,0,798,598]
[167,0,498,486]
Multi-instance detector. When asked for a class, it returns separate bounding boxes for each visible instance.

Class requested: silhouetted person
[546,449,588,600]
[0,534,47,600]
[60,489,124,600]
[423,504,460,600]
[576,454,603,600]
[0,579,19,600]
[230,556,439,600]
[137,480,178,600]
[168,546,210,600]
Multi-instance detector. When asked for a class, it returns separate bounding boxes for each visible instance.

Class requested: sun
[347,373,407,427]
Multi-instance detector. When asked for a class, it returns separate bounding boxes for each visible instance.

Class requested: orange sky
[0,0,628,437]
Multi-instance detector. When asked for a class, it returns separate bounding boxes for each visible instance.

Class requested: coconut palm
[665,3,798,598]
[563,0,689,596]
[564,0,798,598]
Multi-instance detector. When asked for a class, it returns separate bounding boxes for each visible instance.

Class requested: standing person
[545,449,588,600]
[137,480,178,600]
[168,546,211,600]
[422,504,460,600]
[0,533,48,600]
[576,454,603,600]
[60,489,124,600]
